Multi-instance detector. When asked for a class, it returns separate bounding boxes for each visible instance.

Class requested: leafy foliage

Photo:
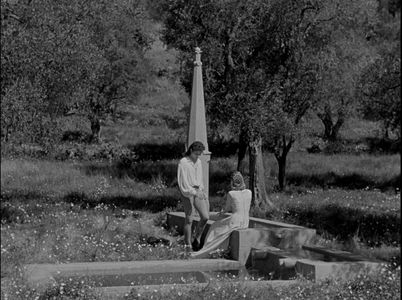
[312,0,379,141]
[359,48,400,137]
[1,0,152,143]
[357,2,401,138]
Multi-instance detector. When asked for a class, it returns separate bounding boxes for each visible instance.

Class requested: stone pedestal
[187,47,211,199]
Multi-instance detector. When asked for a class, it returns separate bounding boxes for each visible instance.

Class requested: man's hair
[184,141,205,156]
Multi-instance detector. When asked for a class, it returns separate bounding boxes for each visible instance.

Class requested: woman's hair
[184,141,205,156]
[230,171,246,191]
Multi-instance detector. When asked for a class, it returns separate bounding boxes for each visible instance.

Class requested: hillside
[96,23,385,153]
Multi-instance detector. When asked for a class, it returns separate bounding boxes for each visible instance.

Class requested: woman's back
[228,189,251,228]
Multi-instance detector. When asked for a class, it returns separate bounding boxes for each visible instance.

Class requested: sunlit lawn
[1,156,400,299]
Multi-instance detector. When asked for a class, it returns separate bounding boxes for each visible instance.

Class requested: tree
[160,0,330,201]
[75,0,153,141]
[1,0,152,143]
[305,0,379,141]
[314,34,375,141]
[358,1,400,139]
[359,47,400,138]
[264,60,318,190]
[1,0,102,143]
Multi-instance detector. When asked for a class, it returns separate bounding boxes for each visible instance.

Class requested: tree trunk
[274,136,294,191]
[330,115,344,141]
[248,137,275,210]
[318,108,334,141]
[89,114,101,143]
[318,106,345,141]
[237,129,248,174]
[277,155,286,190]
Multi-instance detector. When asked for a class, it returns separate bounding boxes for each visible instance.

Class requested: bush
[61,130,92,143]
[323,140,356,154]
[53,142,137,164]
[62,189,181,213]
[366,137,401,154]
[1,143,49,159]
[0,203,27,224]
[306,144,322,153]
[127,142,184,161]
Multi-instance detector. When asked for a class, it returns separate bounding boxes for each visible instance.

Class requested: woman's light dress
[190,189,252,258]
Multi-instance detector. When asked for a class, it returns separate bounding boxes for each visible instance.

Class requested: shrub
[53,142,137,164]
[0,203,27,224]
[61,130,92,143]
[366,137,401,154]
[127,142,184,161]
[1,142,49,159]
[306,144,322,153]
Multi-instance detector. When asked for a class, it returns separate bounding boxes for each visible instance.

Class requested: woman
[177,141,209,251]
[190,171,251,258]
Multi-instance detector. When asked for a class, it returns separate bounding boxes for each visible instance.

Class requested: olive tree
[160,0,333,204]
[1,0,152,143]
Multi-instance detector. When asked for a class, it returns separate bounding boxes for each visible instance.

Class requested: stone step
[295,259,385,282]
[249,246,386,282]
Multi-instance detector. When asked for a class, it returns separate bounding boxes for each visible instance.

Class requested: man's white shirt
[177,157,204,198]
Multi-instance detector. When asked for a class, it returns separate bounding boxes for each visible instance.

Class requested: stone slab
[295,258,385,282]
[230,227,316,265]
[302,245,382,262]
[25,259,242,292]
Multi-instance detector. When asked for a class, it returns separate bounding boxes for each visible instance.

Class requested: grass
[124,266,401,299]
[1,156,400,299]
[211,152,401,191]
[0,201,185,275]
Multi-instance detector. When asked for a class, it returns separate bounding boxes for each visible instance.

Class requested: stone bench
[167,212,316,264]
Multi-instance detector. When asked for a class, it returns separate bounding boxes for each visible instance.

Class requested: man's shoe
[191,239,200,251]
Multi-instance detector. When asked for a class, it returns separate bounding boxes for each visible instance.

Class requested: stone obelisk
[187,47,211,204]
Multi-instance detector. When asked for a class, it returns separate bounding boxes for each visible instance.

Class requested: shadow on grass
[287,172,400,191]
[126,140,239,161]
[1,190,48,224]
[81,161,178,185]
[63,190,181,213]
[81,161,233,195]
[1,190,44,201]
[282,203,401,247]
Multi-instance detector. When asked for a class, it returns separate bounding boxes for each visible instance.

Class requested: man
[177,141,209,251]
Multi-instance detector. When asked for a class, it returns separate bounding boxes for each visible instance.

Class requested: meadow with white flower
[1,155,400,299]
